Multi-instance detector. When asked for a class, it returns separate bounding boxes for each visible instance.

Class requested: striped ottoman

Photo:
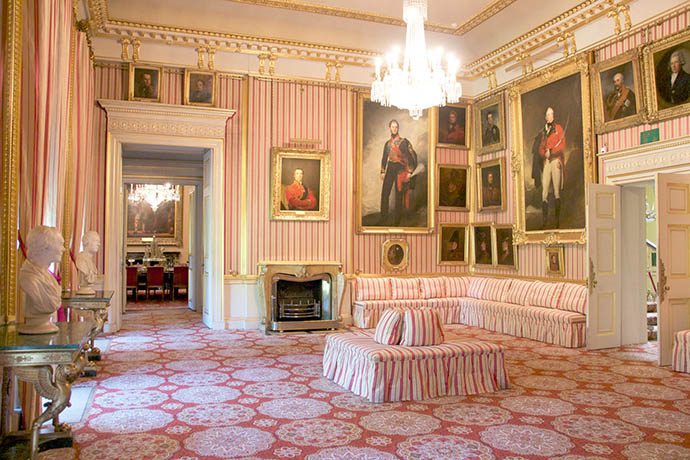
[323,331,510,403]
[672,330,690,373]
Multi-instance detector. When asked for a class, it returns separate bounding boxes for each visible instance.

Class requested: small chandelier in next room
[128,184,180,211]
[371,0,462,120]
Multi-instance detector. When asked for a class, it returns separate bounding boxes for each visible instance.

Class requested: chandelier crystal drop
[128,183,180,211]
[371,0,462,120]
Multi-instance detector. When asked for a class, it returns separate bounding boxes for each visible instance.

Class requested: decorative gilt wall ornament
[207,47,216,70]
[120,38,130,61]
[131,39,141,63]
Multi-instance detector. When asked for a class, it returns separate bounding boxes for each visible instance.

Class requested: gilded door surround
[98,99,235,332]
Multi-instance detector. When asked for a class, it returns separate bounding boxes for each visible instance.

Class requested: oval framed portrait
[382,239,409,272]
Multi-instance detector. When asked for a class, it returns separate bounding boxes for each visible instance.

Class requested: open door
[656,173,690,366]
[586,183,621,350]
[201,149,224,328]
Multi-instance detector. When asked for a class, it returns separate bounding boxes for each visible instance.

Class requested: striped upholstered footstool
[322,331,510,403]
[672,330,690,373]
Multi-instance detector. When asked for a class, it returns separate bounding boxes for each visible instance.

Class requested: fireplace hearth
[257,262,344,333]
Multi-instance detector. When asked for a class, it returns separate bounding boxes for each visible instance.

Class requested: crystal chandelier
[371,0,462,120]
[128,184,180,211]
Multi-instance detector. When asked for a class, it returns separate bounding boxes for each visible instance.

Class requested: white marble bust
[17,226,64,334]
[75,231,101,295]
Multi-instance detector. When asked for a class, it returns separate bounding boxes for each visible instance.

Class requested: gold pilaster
[1,0,23,322]
[239,76,249,274]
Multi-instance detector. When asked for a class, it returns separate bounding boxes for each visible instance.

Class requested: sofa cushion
[483,278,513,302]
[444,276,470,297]
[467,277,491,299]
[504,279,533,306]
[400,308,445,346]
[391,278,421,300]
[528,281,565,308]
[373,309,404,345]
[419,277,446,299]
[558,283,587,314]
[356,277,391,301]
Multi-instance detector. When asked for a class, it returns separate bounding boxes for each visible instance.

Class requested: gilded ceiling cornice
[453,0,519,35]
[86,0,108,31]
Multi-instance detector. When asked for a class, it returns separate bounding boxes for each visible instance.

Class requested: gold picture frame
[643,28,690,123]
[472,224,494,267]
[128,63,162,102]
[125,184,183,246]
[436,164,470,211]
[474,93,506,155]
[356,93,435,233]
[545,246,565,276]
[437,224,468,266]
[184,69,216,107]
[592,48,645,134]
[271,147,330,221]
[477,157,506,212]
[494,224,518,270]
[509,55,593,245]
[382,238,409,272]
[437,101,471,149]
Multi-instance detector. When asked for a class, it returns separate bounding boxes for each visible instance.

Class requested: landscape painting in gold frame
[356,93,435,234]
[509,56,593,245]
[592,48,644,134]
[477,158,505,212]
[437,224,468,266]
[270,147,330,221]
[545,246,565,277]
[475,93,506,156]
[643,28,690,123]
[437,101,471,149]
[382,239,409,272]
[494,224,517,270]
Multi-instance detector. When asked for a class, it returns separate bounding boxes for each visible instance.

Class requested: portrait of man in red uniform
[532,107,565,228]
[437,106,467,147]
[284,167,318,211]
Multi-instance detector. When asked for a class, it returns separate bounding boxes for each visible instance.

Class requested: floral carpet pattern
[41,307,690,460]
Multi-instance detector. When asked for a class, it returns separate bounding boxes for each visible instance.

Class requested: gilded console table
[0,321,92,460]
[61,290,113,376]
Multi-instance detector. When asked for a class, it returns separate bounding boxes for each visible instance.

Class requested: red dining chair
[126,266,139,302]
[172,265,189,300]
[146,266,165,301]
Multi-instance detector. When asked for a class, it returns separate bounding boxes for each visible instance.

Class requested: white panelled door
[202,154,212,319]
[656,173,690,366]
[586,184,621,350]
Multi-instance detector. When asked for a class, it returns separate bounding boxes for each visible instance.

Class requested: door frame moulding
[99,99,235,332]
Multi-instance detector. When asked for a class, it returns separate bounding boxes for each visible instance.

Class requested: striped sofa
[672,330,690,373]
[352,276,587,348]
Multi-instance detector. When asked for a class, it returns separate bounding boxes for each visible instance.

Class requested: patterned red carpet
[44,307,690,459]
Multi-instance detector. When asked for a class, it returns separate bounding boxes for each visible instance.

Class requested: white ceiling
[105,0,585,69]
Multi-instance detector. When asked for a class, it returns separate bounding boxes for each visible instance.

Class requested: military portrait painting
[495,225,516,269]
[437,103,469,149]
[436,165,469,211]
[645,30,690,122]
[271,148,330,221]
[592,49,644,134]
[129,64,161,102]
[477,158,505,212]
[520,72,586,232]
[438,224,467,265]
[357,95,433,233]
[473,225,493,266]
[185,69,216,106]
[475,94,506,155]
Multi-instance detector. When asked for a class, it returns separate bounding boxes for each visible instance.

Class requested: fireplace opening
[275,279,322,321]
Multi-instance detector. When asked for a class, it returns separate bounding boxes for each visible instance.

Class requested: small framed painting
[382,239,409,272]
[475,93,506,155]
[494,224,517,270]
[129,64,161,102]
[437,224,468,265]
[545,246,565,276]
[436,164,469,211]
[437,102,470,149]
[472,224,493,267]
[184,69,216,106]
[477,158,505,212]
[271,148,330,221]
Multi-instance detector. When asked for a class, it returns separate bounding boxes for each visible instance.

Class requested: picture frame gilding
[125,184,182,247]
[436,164,470,211]
[545,246,565,277]
[184,69,217,107]
[494,224,518,270]
[437,224,468,266]
[436,102,471,149]
[509,56,593,245]
[474,93,506,155]
[382,239,409,272]
[128,63,162,102]
[270,147,331,221]
[472,224,494,267]
[591,48,644,134]
[477,158,506,212]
